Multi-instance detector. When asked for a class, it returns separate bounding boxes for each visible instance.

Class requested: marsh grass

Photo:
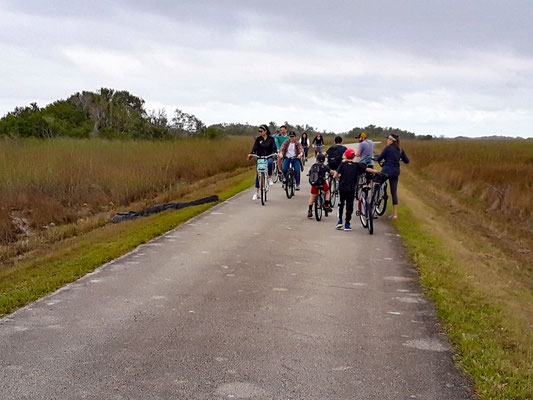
[0,137,253,244]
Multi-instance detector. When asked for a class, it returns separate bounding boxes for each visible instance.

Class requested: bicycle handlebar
[249,153,277,159]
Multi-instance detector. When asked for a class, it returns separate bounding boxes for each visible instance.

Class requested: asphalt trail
[0,153,473,399]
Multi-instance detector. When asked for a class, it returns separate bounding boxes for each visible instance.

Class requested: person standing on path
[333,149,378,230]
[355,132,374,167]
[248,124,278,201]
[325,136,347,171]
[375,133,410,219]
[312,132,325,156]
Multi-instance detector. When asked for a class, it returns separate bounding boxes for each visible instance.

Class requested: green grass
[395,203,533,399]
[0,170,255,317]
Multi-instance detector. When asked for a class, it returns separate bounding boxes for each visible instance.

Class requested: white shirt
[286,142,296,158]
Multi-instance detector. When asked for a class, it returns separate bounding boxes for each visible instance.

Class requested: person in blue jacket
[375,133,409,219]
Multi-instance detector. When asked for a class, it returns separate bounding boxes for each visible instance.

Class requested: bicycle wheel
[355,175,363,200]
[285,170,294,199]
[272,162,279,183]
[374,182,388,216]
[260,174,266,206]
[367,195,374,235]
[315,191,323,221]
[330,178,338,207]
[358,191,368,228]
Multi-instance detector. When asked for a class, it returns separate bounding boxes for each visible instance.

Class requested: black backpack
[309,163,325,186]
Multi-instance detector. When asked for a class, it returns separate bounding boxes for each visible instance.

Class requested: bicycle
[271,154,281,183]
[313,184,330,221]
[356,172,374,234]
[283,156,300,199]
[250,154,276,206]
[371,166,388,217]
[327,172,339,207]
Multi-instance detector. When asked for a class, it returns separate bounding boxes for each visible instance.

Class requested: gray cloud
[1,0,532,137]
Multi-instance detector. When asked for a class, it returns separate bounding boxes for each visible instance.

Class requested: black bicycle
[283,157,300,199]
[313,184,330,221]
[372,169,389,217]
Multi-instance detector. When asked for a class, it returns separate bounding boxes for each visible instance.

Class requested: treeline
[347,125,433,140]
[0,88,210,140]
[1,88,430,140]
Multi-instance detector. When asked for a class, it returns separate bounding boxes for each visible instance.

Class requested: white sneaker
[252,193,258,200]
[268,178,274,186]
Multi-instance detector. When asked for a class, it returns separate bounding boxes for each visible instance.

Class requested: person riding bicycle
[325,136,347,170]
[312,132,325,156]
[374,133,409,219]
[279,131,304,191]
[355,132,374,167]
[300,132,310,161]
[307,153,333,218]
[248,124,278,201]
[333,148,378,230]
[275,125,289,171]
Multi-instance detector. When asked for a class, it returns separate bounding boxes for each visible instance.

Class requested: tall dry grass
[403,139,533,226]
[0,136,254,243]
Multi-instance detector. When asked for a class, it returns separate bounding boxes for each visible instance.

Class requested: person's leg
[345,191,355,225]
[338,191,346,222]
[267,158,273,177]
[282,158,289,180]
[389,175,399,217]
[293,159,301,185]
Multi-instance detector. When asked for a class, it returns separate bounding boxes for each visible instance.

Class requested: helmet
[316,153,326,162]
[344,148,356,159]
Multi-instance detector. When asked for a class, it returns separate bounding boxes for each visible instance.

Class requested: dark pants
[338,190,355,224]
[388,175,399,205]
[303,147,309,158]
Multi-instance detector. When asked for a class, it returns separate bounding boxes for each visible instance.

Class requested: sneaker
[252,193,258,201]
[295,185,300,191]
[388,214,398,220]
[268,178,274,186]
[307,210,313,219]
[344,223,352,231]
[336,220,343,229]
[323,204,332,212]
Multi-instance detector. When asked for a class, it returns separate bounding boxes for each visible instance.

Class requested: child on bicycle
[333,148,378,230]
[307,154,333,218]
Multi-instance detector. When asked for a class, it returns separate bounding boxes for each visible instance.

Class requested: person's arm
[375,146,388,162]
[296,142,304,158]
[250,137,259,156]
[401,149,410,164]
[355,143,362,157]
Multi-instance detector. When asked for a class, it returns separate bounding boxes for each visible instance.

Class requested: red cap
[344,148,356,159]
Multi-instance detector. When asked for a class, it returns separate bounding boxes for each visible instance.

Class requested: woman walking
[248,124,278,201]
[375,133,410,219]
[300,132,310,161]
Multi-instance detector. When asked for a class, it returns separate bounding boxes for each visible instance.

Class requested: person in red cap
[332,148,379,230]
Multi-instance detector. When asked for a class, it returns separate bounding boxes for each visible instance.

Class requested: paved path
[0,155,472,399]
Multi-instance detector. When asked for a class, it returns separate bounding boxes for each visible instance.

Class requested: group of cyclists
[248,125,409,229]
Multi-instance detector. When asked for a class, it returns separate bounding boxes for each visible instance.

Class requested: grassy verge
[0,169,255,317]
[395,171,533,399]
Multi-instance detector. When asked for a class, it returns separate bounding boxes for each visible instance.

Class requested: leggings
[388,175,399,205]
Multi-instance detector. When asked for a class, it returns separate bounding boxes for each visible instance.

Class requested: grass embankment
[395,140,533,399]
[0,137,253,262]
[0,136,258,316]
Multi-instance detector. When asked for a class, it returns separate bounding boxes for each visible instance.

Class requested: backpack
[308,163,325,186]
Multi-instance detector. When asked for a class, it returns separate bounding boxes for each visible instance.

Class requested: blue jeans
[255,158,273,188]
[282,158,301,185]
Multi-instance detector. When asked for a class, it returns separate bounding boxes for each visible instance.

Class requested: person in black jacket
[312,132,325,156]
[325,136,347,170]
[375,133,410,219]
[248,124,278,201]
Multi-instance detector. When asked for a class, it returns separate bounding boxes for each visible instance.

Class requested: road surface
[1,155,472,399]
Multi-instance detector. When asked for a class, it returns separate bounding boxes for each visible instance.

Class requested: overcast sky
[1,0,532,137]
